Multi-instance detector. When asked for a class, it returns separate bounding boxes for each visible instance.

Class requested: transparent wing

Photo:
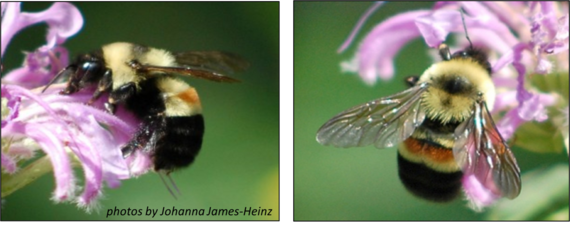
[174,51,250,75]
[134,64,242,83]
[316,82,428,148]
[453,101,521,199]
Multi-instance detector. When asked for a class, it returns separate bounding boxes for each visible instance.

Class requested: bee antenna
[41,66,72,93]
[459,8,473,49]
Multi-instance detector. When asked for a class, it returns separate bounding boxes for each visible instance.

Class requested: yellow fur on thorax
[418,58,495,123]
[102,42,137,90]
[102,42,177,90]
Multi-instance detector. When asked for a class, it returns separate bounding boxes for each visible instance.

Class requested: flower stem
[1,156,53,198]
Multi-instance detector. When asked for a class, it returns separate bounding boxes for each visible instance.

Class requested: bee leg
[104,102,117,115]
[121,114,166,159]
[88,69,113,105]
[121,139,139,158]
[58,67,80,95]
[106,82,136,114]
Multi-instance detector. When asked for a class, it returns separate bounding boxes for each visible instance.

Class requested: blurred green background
[294,2,568,220]
[1,2,278,220]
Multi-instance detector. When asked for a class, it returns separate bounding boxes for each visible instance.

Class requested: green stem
[1,156,53,198]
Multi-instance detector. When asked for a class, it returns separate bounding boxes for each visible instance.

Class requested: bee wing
[453,101,521,199]
[173,51,250,75]
[136,65,242,83]
[316,82,428,148]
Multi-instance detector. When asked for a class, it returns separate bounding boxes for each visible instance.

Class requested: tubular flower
[1,2,151,213]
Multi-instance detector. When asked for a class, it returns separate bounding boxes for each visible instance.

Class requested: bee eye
[76,60,104,82]
[451,51,470,59]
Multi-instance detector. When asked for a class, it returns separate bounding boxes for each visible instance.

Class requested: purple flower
[340,2,569,210]
[1,3,151,212]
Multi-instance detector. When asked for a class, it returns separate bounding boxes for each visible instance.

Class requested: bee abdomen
[397,151,463,202]
[153,115,205,172]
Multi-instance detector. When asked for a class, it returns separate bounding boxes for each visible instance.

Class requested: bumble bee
[43,42,248,177]
[316,38,521,202]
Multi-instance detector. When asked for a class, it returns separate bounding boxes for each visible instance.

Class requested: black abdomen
[153,115,205,172]
[397,152,463,202]
[123,77,205,172]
